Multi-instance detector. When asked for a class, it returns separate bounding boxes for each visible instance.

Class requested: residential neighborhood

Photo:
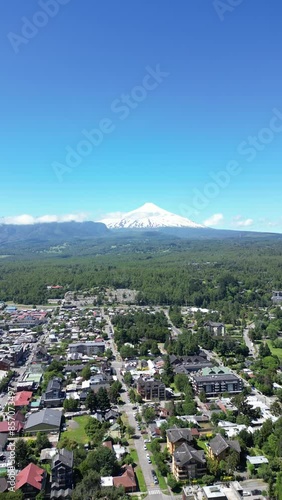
[0,291,281,500]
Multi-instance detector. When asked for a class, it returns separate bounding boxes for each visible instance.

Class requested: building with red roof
[14,391,33,408]
[113,465,137,493]
[103,440,114,451]
[15,463,46,497]
[0,419,24,434]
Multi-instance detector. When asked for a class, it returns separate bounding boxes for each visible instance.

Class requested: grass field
[61,415,90,444]
[130,449,147,492]
[267,340,282,360]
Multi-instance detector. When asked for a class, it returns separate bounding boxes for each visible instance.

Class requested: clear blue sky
[1,0,282,231]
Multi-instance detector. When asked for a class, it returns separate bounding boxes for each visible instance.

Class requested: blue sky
[1,0,282,231]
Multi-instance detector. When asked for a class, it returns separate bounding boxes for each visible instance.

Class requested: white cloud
[0,213,88,225]
[258,217,280,228]
[232,216,254,228]
[99,211,126,221]
[204,213,224,227]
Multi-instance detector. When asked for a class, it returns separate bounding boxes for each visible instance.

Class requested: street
[243,325,258,359]
[105,314,176,499]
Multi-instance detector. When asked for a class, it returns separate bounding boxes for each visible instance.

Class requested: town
[0,287,281,500]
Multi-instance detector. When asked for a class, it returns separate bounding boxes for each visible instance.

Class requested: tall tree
[85,391,98,413]
[97,387,110,414]
[15,439,30,469]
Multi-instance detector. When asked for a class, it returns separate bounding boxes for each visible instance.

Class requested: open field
[130,448,147,492]
[61,415,90,444]
[266,340,282,360]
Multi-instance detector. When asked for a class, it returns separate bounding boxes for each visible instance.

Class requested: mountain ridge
[0,221,108,244]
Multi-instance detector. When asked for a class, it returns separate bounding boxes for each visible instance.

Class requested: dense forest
[0,237,282,307]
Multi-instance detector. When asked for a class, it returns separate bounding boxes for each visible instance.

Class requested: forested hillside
[0,238,282,308]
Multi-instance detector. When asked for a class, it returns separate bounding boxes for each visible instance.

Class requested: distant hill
[0,221,109,244]
[0,219,281,251]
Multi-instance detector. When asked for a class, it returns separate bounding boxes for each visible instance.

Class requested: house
[170,355,213,374]
[0,411,24,434]
[204,321,225,337]
[104,409,120,423]
[42,378,65,408]
[107,423,122,440]
[271,290,282,304]
[15,463,46,498]
[137,377,166,401]
[207,434,241,462]
[148,423,161,439]
[113,444,127,460]
[166,425,193,454]
[25,408,62,434]
[113,465,137,493]
[192,367,243,396]
[246,455,269,469]
[51,448,73,499]
[14,391,33,409]
[103,441,114,451]
[172,442,206,481]
[89,373,111,392]
[40,448,58,462]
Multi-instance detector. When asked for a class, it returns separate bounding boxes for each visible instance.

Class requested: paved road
[161,308,183,337]
[243,326,258,359]
[104,314,171,497]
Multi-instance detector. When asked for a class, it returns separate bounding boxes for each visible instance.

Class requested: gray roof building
[172,442,206,481]
[53,449,74,469]
[167,426,193,444]
[25,409,62,433]
[208,433,241,459]
[174,443,206,467]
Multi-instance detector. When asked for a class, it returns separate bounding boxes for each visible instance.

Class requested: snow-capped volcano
[100,203,205,229]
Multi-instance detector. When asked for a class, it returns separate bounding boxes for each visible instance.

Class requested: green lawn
[267,340,282,360]
[60,415,90,444]
[150,456,167,490]
[130,449,147,492]
[146,444,167,490]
